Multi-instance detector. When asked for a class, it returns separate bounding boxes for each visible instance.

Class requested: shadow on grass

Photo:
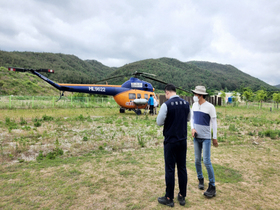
[187,162,243,184]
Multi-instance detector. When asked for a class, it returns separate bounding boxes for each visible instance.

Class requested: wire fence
[0,95,119,109]
[0,95,279,111]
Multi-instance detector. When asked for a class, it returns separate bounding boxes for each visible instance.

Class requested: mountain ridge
[0,51,278,96]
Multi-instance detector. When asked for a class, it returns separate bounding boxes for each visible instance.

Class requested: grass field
[0,106,280,209]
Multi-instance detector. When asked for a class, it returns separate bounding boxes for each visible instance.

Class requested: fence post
[9,95,11,108]
[71,95,72,106]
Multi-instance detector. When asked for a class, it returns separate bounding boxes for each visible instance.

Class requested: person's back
[163,97,189,143]
[148,96,154,105]
[148,95,154,114]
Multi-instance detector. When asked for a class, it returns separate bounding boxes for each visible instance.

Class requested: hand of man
[212,139,218,147]
[191,128,197,138]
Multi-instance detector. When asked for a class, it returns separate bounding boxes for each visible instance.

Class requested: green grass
[0,106,280,209]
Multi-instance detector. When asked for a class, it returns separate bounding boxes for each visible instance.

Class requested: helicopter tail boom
[8,67,63,90]
[8,67,128,95]
[8,67,54,73]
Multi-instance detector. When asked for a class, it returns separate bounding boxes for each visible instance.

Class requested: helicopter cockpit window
[129,93,136,99]
[144,94,148,99]
[137,93,141,99]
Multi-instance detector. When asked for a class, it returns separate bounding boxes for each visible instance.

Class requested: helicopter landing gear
[56,91,65,102]
[120,108,125,113]
[135,109,142,115]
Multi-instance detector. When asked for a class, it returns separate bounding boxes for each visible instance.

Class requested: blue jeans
[193,138,215,186]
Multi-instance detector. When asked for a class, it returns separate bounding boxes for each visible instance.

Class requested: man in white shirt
[191,86,218,198]
[153,95,158,115]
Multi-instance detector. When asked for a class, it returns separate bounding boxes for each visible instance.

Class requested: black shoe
[198,178,204,190]
[177,193,185,206]
[158,196,174,207]
[204,184,216,198]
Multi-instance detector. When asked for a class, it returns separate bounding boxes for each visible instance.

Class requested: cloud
[0,0,280,85]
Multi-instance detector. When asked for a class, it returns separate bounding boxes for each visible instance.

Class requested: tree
[237,84,245,101]
[232,91,239,106]
[242,88,254,107]
[220,91,226,106]
[273,92,280,109]
[255,90,267,108]
[206,89,215,96]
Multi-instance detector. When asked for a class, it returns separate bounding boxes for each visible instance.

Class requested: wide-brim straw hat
[191,86,208,95]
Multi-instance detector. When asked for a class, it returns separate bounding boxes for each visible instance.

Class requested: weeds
[46,148,64,159]
[19,117,27,125]
[5,117,18,131]
[0,107,280,209]
[261,129,279,139]
[42,114,54,121]
[34,121,42,127]
[229,124,237,132]
[137,134,145,147]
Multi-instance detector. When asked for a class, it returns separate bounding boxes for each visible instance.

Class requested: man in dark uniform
[156,84,191,207]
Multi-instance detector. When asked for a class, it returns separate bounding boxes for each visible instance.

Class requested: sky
[1,0,280,86]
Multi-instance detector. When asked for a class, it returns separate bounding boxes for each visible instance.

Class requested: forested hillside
[0,51,277,96]
[106,58,277,92]
[0,51,115,84]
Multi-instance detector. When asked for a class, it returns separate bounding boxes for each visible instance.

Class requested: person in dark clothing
[156,84,191,207]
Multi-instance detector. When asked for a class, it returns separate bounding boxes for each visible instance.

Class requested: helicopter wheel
[135,109,142,115]
[120,108,125,113]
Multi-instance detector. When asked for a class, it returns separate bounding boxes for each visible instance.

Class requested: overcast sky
[1,0,280,85]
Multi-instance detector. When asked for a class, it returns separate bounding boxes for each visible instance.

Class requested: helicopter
[8,67,189,115]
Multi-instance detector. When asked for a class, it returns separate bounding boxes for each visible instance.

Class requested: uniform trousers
[164,139,188,200]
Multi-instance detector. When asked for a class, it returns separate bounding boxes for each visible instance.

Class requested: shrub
[34,121,42,127]
[42,114,54,121]
[263,129,278,139]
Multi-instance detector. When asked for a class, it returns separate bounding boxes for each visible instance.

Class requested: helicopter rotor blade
[141,75,169,85]
[141,75,191,93]
[93,71,156,83]
[132,71,156,77]
[142,72,156,77]
[92,75,127,83]
[8,67,54,73]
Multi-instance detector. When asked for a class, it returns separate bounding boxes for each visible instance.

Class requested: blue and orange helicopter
[8,67,189,114]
